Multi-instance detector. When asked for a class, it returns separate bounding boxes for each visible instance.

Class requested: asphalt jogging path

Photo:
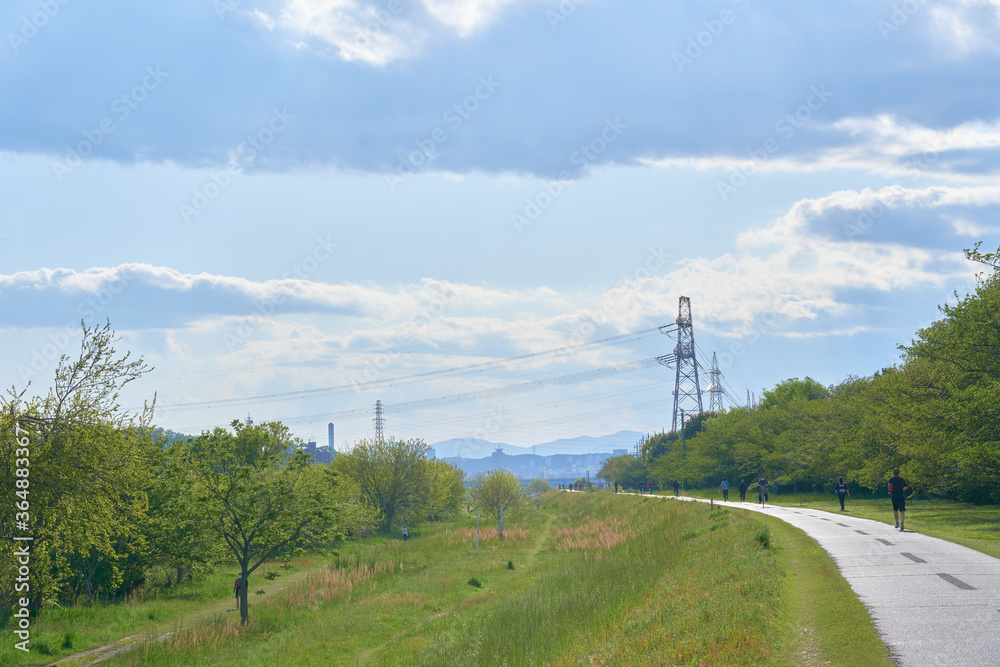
[667,494,1000,666]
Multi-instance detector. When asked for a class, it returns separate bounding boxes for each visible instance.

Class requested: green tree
[598,454,647,490]
[526,478,550,494]
[1,322,155,619]
[334,437,432,531]
[760,377,830,409]
[889,270,1000,500]
[143,440,225,588]
[469,469,525,535]
[423,458,467,521]
[178,420,347,624]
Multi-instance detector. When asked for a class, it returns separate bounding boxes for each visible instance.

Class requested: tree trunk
[239,569,249,625]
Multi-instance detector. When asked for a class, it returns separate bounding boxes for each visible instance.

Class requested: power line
[160,326,666,410]
[230,356,663,427]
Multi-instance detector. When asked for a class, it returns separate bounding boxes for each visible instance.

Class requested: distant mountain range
[428,430,647,459]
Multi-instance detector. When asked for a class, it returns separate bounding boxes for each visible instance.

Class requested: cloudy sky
[1,0,998,449]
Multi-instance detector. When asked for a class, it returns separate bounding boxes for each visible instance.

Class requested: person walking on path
[233,573,243,609]
[672,480,680,497]
[888,468,910,531]
[721,478,730,501]
[738,478,747,502]
[402,526,409,541]
[756,477,769,506]
[835,477,850,511]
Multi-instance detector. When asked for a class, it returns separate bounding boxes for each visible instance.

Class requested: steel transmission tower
[707,352,724,413]
[657,296,704,431]
[373,400,385,443]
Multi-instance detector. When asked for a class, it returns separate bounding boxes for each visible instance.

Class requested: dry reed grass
[553,514,636,551]
[443,526,529,546]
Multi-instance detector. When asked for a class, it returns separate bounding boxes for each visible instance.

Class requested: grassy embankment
[57,489,891,666]
[685,487,1000,559]
[0,554,332,666]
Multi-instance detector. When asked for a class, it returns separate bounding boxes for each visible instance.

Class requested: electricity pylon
[657,296,704,432]
[707,351,724,413]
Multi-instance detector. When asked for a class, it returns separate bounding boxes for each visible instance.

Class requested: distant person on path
[721,478,730,501]
[614,481,619,493]
[835,477,850,511]
[757,477,769,506]
[233,573,242,609]
[738,478,747,502]
[888,468,910,531]
[672,480,680,497]
[402,527,409,541]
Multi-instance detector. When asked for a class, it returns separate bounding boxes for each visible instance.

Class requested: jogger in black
[835,477,850,510]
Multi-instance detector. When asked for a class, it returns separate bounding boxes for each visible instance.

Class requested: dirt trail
[50,564,328,667]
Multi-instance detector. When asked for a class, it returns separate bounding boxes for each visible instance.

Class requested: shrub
[468,577,482,588]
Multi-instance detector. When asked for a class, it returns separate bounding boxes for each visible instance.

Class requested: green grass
[769,516,892,665]
[86,491,887,666]
[686,488,1000,559]
[14,489,995,665]
[0,554,332,666]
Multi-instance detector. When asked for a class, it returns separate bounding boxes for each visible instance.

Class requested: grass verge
[88,491,890,666]
[768,514,892,666]
[0,554,336,666]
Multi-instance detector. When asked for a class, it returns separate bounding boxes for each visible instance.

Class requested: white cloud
[421,0,521,37]
[270,0,527,65]
[642,115,1000,182]
[930,0,1000,55]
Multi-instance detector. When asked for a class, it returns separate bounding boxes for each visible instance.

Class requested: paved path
[671,496,1000,666]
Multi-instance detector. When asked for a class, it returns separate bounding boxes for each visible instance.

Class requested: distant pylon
[374,400,385,443]
[707,352,724,413]
[669,296,703,431]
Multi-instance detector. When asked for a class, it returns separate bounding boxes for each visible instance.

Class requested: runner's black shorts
[892,497,905,512]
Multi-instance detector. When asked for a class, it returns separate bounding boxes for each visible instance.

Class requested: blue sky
[2,0,999,448]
